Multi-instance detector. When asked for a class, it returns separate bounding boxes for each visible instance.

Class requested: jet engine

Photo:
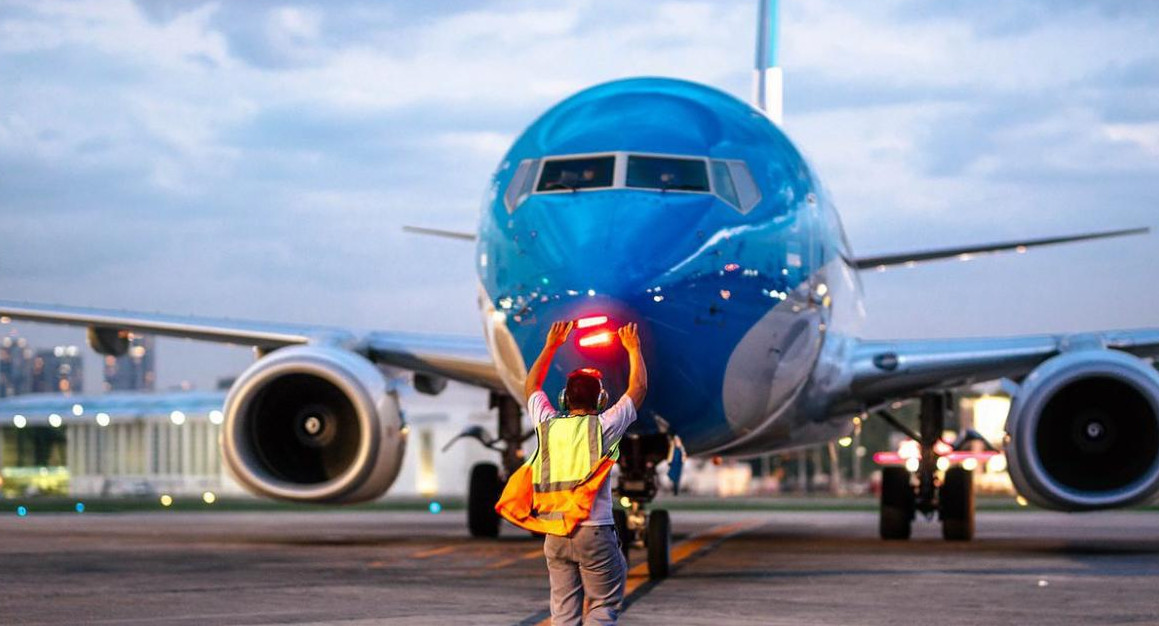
[221,345,406,504]
[1005,349,1159,511]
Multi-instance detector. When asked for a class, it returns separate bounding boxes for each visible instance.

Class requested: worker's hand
[545,321,574,348]
[618,323,640,352]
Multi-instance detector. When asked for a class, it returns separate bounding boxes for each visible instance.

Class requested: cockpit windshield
[536,156,615,192]
[625,156,709,192]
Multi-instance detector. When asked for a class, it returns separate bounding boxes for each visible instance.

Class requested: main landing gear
[613,433,674,580]
[876,392,975,542]
[445,392,531,538]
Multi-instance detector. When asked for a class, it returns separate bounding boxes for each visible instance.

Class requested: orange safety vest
[495,412,620,536]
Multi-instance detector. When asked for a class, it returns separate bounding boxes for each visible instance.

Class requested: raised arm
[524,320,574,399]
[617,323,647,409]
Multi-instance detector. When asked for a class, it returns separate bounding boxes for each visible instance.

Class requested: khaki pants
[543,524,626,625]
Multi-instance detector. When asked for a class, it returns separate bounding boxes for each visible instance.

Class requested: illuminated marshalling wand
[753,0,783,125]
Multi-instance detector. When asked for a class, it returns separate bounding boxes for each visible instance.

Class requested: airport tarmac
[2,508,1158,625]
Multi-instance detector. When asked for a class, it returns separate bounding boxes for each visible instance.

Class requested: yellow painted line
[533,518,765,626]
[411,545,456,559]
[482,547,544,571]
[623,519,761,596]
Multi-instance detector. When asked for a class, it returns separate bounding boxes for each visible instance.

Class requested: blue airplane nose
[502,190,720,302]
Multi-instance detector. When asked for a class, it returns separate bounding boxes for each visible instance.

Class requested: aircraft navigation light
[587,289,596,297]
[904,458,920,473]
[170,411,186,425]
[96,413,110,427]
[160,494,173,507]
[13,415,26,428]
[202,492,216,504]
[209,410,224,425]
[724,263,740,272]
[653,295,665,302]
[48,414,62,428]
[816,283,829,297]
[576,315,608,329]
[72,404,83,416]
[578,331,614,348]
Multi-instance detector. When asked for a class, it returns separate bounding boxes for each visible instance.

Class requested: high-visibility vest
[495,413,620,536]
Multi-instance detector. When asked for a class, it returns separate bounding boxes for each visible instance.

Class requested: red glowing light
[724,263,740,272]
[578,331,614,348]
[576,315,608,329]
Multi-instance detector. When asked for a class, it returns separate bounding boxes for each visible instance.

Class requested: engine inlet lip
[223,351,379,502]
[1014,355,1159,509]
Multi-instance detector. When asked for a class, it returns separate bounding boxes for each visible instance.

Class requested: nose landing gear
[614,432,676,580]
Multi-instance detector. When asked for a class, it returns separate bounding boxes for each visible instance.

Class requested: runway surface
[2,508,1158,625]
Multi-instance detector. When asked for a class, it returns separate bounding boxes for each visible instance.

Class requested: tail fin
[752,0,783,125]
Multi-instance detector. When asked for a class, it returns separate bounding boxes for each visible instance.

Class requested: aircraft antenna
[753,0,783,125]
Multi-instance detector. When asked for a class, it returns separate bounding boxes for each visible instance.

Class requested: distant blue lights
[428,501,442,514]
[16,505,27,517]
[75,502,85,513]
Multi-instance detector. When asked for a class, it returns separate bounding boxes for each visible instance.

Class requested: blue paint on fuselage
[477,78,841,453]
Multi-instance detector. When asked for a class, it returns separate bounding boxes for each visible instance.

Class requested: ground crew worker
[495,320,647,625]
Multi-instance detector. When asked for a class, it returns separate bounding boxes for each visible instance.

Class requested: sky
[1,0,1157,392]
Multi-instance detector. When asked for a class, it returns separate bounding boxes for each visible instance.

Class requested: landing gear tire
[613,508,631,566]
[646,509,671,580]
[468,463,502,538]
[939,466,975,541]
[880,467,915,540]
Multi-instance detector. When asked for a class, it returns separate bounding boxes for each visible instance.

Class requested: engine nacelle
[1006,349,1159,511]
[222,345,406,504]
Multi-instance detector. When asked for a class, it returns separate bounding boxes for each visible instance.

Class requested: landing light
[576,315,608,329]
[578,331,614,348]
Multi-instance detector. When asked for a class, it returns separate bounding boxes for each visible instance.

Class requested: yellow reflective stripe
[545,415,592,485]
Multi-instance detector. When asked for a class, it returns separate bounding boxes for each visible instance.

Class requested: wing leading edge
[851,227,1149,271]
[847,329,1159,408]
[0,300,503,391]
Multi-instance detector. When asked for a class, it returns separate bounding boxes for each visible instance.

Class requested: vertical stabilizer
[752,0,783,125]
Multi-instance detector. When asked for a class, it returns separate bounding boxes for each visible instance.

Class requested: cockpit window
[536,156,615,192]
[505,158,539,213]
[626,156,710,192]
[710,161,739,209]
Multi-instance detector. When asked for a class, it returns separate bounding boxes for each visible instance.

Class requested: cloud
[1,0,1157,391]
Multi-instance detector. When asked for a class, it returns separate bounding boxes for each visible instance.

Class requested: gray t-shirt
[527,390,637,526]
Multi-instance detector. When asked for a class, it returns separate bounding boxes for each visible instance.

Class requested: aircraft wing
[0,300,504,391]
[851,227,1148,271]
[849,329,1159,405]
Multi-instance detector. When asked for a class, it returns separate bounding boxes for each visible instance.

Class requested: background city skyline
[1,0,1157,393]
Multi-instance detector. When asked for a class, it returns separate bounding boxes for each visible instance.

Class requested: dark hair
[565,374,602,411]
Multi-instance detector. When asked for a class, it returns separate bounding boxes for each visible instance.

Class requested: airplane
[2,0,1158,581]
